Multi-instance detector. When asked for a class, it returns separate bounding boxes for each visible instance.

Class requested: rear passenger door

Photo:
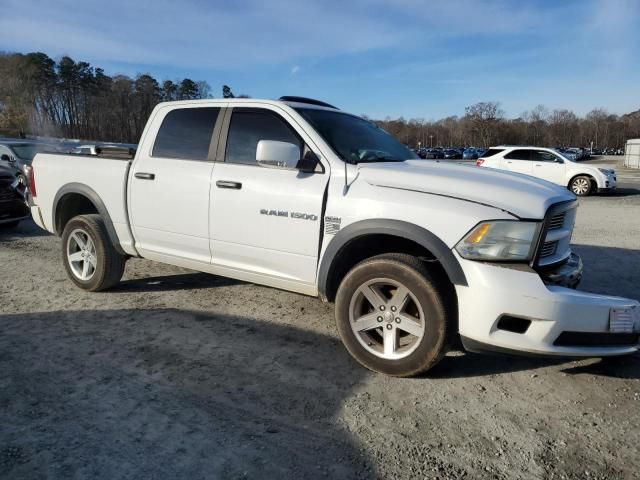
[129,105,222,263]
[209,106,329,288]
[501,149,533,176]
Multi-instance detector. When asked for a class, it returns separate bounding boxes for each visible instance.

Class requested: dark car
[0,141,62,184]
[462,148,478,159]
[424,148,444,159]
[443,148,462,159]
[0,166,30,228]
[414,148,428,159]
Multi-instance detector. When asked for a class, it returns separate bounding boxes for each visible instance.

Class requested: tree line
[373,102,640,150]
[0,52,217,142]
[1,51,639,148]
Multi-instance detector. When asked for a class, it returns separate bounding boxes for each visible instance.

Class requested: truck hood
[357,160,576,219]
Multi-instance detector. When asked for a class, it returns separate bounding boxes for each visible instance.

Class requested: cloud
[0,0,562,71]
[0,0,408,70]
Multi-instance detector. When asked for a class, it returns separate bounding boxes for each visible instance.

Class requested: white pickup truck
[28,96,640,376]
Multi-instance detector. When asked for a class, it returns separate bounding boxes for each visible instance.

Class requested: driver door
[209,107,329,287]
[531,150,566,185]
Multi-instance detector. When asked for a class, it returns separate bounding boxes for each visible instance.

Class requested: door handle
[216,180,242,189]
[135,172,155,180]
[535,164,542,167]
[506,161,513,164]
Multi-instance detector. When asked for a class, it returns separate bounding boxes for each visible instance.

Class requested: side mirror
[256,140,300,169]
[1,154,12,163]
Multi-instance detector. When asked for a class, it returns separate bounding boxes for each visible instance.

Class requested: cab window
[153,107,220,160]
[225,109,302,165]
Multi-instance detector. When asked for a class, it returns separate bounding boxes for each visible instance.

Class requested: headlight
[455,221,540,262]
[598,168,613,174]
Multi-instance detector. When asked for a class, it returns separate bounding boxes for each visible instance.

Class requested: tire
[569,176,592,196]
[61,214,126,291]
[335,253,452,377]
[0,220,19,229]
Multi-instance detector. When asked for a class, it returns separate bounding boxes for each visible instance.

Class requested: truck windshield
[295,108,418,164]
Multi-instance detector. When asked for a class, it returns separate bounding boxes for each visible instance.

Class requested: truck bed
[31,153,136,254]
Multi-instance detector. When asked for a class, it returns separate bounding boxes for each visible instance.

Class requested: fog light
[609,306,640,333]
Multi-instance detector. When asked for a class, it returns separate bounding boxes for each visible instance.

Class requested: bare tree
[463,102,504,148]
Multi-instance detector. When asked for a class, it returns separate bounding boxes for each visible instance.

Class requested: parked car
[477,146,616,196]
[0,166,29,228]
[443,149,462,159]
[462,148,479,160]
[28,97,639,376]
[0,141,62,184]
[423,148,444,159]
[414,148,428,159]
[557,148,578,161]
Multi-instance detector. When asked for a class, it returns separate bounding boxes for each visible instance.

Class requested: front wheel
[335,253,452,377]
[569,176,592,196]
[61,214,126,291]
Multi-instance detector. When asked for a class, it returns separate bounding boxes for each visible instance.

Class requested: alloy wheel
[66,228,97,281]
[348,277,425,360]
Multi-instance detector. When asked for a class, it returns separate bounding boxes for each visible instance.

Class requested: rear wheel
[61,214,126,291]
[569,176,592,196]
[335,253,451,376]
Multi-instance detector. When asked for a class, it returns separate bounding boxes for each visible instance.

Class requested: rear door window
[153,107,220,160]
[504,149,531,161]
[480,148,504,158]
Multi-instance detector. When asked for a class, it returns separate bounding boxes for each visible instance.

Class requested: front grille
[539,241,557,258]
[554,331,640,347]
[534,201,577,267]
[0,189,16,202]
[548,212,566,230]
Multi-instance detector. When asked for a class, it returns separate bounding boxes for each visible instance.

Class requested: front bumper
[599,174,617,192]
[0,179,30,223]
[455,252,640,357]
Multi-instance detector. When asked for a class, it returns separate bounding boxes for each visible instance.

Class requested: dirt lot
[1,162,639,479]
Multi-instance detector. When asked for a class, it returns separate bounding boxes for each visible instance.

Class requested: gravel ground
[1,162,639,479]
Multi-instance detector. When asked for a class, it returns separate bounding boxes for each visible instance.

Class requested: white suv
[477,146,616,196]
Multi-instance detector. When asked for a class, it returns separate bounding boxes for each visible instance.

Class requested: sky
[1,0,639,119]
